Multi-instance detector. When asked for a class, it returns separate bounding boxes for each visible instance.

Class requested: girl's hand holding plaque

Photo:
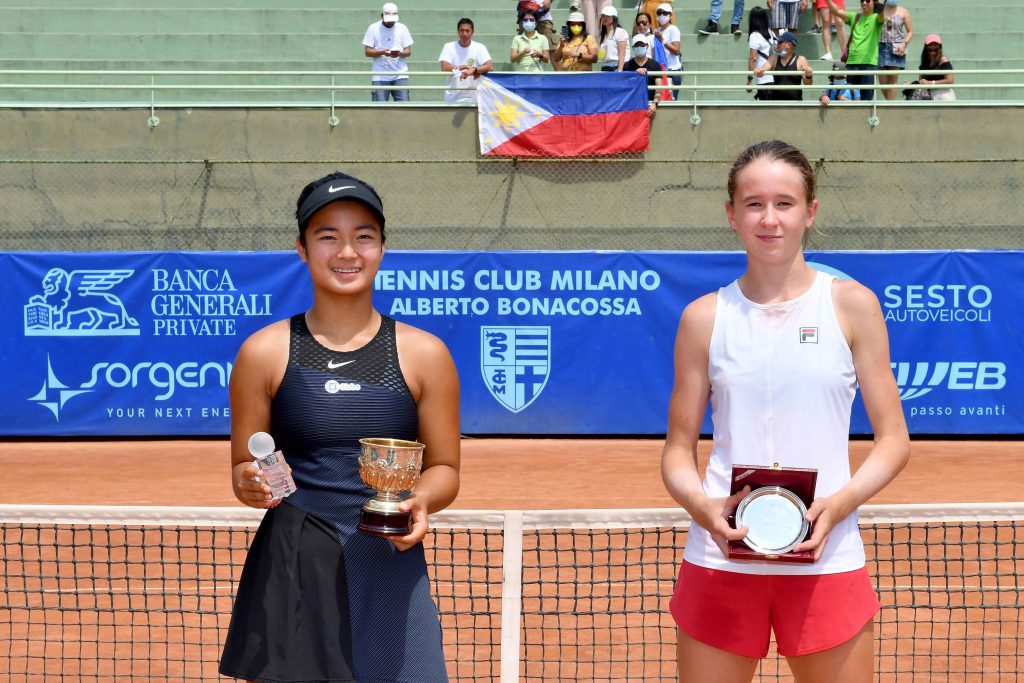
[727,464,818,563]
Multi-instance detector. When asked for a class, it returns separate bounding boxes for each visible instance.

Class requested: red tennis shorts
[670,561,880,658]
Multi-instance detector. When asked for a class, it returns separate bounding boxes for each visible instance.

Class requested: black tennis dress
[220,314,448,683]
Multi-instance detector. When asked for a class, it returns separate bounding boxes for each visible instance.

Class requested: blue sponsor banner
[1,251,1020,436]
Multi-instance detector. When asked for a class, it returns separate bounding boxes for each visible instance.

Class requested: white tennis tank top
[683,270,866,575]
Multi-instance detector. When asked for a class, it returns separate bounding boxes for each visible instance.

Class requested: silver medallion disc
[735,486,810,555]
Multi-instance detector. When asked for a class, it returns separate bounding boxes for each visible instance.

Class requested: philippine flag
[477,72,650,157]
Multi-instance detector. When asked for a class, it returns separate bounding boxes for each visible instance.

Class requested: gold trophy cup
[357,438,425,537]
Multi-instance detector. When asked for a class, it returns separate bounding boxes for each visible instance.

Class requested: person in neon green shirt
[826,0,883,101]
[511,10,552,72]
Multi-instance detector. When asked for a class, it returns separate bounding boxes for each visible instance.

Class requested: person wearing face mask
[554,11,598,71]
[652,3,683,99]
[525,0,559,57]
[877,0,914,100]
[633,12,664,61]
[511,10,551,72]
[825,0,884,101]
[637,0,675,29]
[362,2,414,102]
[754,32,814,100]
[623,34,664,118]
[820,61,860,105]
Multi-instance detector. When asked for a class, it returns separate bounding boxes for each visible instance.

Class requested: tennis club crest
[481,326,551,413]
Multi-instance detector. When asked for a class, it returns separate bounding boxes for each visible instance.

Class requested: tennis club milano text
[378,268,660,317]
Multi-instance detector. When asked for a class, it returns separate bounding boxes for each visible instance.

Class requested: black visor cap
[297,179,385,234]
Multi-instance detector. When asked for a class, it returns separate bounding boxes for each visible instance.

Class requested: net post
[499,509,523,683]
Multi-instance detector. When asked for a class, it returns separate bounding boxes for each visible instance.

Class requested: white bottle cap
[247,431,276,458]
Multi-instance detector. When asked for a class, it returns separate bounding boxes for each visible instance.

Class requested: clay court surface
[5,437,1020,507]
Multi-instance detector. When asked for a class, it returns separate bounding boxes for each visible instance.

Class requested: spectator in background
[820,61,860,104]
[826,0,883,100]
[634,13,663,66]
[438,18,494,103]
[634,11,665,62]
[598,6,630,71]
[699,0,746,36]
[554,11,599,71]
[754,32,813,100]
[633,11,655,54]
[878,0,913,100]
[767,0,806,38]
[638,0,676,28]
[746,7,776,100]
[511,10,551,71]
[653,4,683,99]
[363,2,414,102]
[810,0,847,61]
[582,0,615,37]
[623,34,664,118]
[531,0,560,56]
[910,34,955,101]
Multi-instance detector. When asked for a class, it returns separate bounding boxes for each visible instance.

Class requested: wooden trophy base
[358,507,411,538]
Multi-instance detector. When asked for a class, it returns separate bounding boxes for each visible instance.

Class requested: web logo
[892,361,1006,401]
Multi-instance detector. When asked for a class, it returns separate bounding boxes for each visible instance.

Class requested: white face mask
[522,20,536,31]
[633,46,647,58]
[657,15,670,26]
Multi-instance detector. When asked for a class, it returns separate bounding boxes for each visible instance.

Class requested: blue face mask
[632,46,647,58]
[778,49,789,57]
[522,20,536,31]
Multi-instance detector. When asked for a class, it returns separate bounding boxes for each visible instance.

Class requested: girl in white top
[747,7,776,100]
[653,4,682,72]
[662,139,909,682]
[597,6,629,71]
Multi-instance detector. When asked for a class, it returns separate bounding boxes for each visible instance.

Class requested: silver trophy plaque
[735,486,810,555]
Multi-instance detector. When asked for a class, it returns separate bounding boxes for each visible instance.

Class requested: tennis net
[1,504,1021,682]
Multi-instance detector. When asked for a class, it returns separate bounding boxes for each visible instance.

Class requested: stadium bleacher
[1,0,1021,103]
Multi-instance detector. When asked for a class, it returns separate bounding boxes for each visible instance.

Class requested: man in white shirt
[362,2,414,102]
[438,18,493,104]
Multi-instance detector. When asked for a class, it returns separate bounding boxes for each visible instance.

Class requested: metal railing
[2,67,1019,132]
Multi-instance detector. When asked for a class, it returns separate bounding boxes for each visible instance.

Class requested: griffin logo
[24,268,140,336]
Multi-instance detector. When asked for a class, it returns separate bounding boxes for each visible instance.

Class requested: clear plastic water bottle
[247,432,296,502]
